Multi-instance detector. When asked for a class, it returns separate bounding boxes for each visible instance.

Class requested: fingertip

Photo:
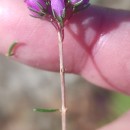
[98,111,130,130]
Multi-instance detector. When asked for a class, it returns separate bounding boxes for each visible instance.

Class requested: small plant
[7,0,90,130]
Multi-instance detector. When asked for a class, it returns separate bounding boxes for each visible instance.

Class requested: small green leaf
[6,41,17,56]
[33,108,59,113]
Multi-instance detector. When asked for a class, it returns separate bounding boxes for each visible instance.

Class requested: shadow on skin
[66,5,130,94]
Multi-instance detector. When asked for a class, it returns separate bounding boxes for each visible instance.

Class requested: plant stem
[58,30,67,130]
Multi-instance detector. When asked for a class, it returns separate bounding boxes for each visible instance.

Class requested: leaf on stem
[33,108,59,113]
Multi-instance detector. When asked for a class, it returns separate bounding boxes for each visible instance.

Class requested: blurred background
[0,0,130,130]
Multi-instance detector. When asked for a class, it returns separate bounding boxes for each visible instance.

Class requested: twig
[58,29,67,130]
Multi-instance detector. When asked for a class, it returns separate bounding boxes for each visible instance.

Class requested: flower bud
[25,0,47,17]
[51,0,65,18]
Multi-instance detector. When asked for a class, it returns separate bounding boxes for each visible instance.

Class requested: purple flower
[51,0,65,17]
[25,0,50,17]
[25,0,46,11]
[70,0,89,6]
[25,0,90,24]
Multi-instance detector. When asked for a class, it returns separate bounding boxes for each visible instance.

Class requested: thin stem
[58,29,67,130]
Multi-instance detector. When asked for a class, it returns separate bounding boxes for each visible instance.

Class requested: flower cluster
[25,0,90,26]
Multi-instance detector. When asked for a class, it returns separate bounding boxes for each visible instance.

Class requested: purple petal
[51,0,65,17]
[25,0,46,12]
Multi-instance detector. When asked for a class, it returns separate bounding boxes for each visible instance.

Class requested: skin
[0,0,130,129]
